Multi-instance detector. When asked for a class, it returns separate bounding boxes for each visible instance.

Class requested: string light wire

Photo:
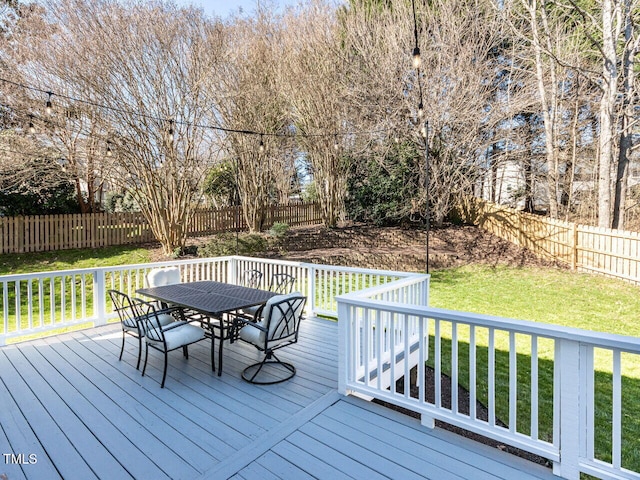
[0,77,394,141]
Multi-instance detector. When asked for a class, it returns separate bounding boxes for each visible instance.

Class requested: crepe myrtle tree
[213,7,294,232]
[15,0,223,254]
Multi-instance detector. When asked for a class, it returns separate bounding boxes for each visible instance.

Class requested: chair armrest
[233,315,267,332]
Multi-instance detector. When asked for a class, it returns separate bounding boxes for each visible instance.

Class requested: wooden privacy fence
[457,197,640,284]
[0,202,322,254]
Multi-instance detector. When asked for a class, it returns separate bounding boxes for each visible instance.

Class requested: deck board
[0,316,560,480]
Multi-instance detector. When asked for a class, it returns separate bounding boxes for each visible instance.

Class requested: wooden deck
[0,317,559,480]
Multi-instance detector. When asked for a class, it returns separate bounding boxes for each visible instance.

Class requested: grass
[0,245,152,276]
[0,246,153,338]
[429,264,640,337]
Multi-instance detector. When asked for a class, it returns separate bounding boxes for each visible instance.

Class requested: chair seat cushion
[241,305,261,317]
[239,292,303,348]
[239,321,265,345]
[124,313,174,333]
[147,323,205,351]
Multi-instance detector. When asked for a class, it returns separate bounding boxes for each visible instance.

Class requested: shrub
[269,222,290,238]
[198,232,268,257]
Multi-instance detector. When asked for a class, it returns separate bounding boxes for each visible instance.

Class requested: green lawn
[429,264,640,337]
[0,246,152,276]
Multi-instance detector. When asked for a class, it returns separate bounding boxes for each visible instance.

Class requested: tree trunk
[530,0,559,218]
[598,0,618,228]
[612,0,637,230]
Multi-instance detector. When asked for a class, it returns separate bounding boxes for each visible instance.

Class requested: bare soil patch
[154,222,565,272]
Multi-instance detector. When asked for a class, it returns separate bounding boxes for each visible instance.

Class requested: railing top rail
[338,296,640,353]
[308,263,419,278]
[337,273,429,299]
[0,255,416,284]
[0,256,234,282]
[232,256,308,268]
[231,256,418,278]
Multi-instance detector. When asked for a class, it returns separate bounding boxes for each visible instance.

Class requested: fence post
[17,216,25,253]
[93,269,107,326]
[571,223,578,271]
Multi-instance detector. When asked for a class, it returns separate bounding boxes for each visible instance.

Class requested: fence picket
[0,202,322,254]
[461,197,640,285]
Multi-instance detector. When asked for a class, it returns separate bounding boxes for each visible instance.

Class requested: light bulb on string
[46,92,53,116]
[167,119,174,143]
[420,125,427,138]
[258,135,265,153]
[333,135,339,151]
[28,115,35,134]
[418,102,424,118]
[412,47,421,69]
[106,140,113,157]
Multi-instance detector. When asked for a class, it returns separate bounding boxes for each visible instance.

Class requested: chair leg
[183,345,189,359]
[161,351,168,388]
[119,331,126,361]
[141,344,149,377]
[136,335,143,370]
[217,334,224,377]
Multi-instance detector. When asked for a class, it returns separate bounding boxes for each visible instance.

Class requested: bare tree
[213,7,294,232]
[11,0,224,254]
[281,1,352,227]
[340,0,506,226]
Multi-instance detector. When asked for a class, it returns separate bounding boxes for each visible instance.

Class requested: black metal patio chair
[240,269,263,289]
[234,293,306,384]
[268,272,296,294]
[135,298,213,388]
[108,289,175,370]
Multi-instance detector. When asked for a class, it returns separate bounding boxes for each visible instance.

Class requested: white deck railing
[0,256,415,345]
[337,285,640,480]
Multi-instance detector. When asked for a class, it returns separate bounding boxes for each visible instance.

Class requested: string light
[46,92,53,115]
[412,47,421,69]
[258,135,265,153]
[411,0,421,69]
[0,77,397,148]
[418,102,424,118]
[28,114,35,134]
[333,135,339,151]
[167,119,174,142]
[106,140,113,157]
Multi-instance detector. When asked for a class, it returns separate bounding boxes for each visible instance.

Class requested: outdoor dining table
[136,280,277,376]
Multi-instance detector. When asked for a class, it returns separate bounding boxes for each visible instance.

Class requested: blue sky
[174,0,303,18]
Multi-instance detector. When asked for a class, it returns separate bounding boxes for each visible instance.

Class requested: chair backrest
[261,293,306,348]
[241,269,263,289]
[108,289,138,329]
[269,273,296,294]
[146,267,181,288]
[132,299,167,343]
